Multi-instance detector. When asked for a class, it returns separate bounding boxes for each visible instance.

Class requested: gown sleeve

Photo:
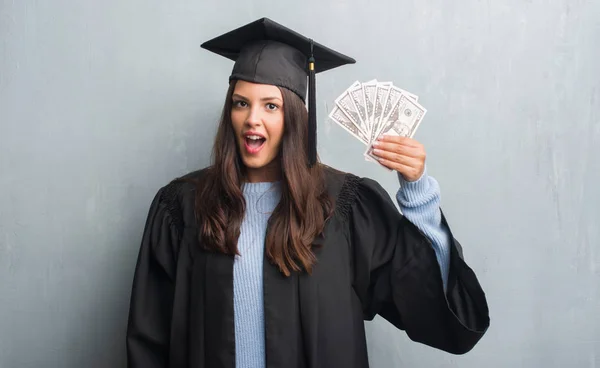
[349,176,490,354]
[126,187,179,368]
[395,169,451,290]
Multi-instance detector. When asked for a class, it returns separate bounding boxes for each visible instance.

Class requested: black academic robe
[126,166,490,368]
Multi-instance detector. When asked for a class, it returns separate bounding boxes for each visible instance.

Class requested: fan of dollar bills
[328,79,427,164]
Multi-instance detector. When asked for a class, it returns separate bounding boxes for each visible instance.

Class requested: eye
[266,103,279,111]
[233,100,248,108]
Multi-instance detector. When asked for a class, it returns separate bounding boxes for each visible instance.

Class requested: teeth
[247,135,263,140]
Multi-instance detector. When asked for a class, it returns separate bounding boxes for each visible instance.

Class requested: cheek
[230,110,245,133]
[267,119,285,146]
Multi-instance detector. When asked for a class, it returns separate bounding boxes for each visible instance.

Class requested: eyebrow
[232,94,283,103]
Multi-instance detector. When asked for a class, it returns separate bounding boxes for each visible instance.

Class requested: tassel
[307,39,317,167]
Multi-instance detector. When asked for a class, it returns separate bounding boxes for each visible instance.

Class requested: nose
[245,105,263,127]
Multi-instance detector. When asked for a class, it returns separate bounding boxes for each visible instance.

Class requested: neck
[245,160,282,183]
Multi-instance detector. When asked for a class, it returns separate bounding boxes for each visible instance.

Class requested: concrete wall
[1,1,599,367]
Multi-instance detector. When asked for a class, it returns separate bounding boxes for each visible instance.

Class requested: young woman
[126,18,489,368]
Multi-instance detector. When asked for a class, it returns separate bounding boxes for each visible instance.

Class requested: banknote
[378,86,403,139]
[349,82,370,135]
[371,82,392,143]
[331,80,427,169]
[334,83,368,136]
[328,105,369,145]
[376,86,420,139]
[364,94,427,162]
[361,79,377,134]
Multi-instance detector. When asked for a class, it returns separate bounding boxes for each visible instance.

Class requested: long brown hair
[194,80,333,276]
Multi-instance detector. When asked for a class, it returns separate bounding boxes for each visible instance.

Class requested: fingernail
[372,141,379,147]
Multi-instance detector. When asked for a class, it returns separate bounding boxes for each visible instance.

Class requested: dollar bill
[362,79,377,135]
[371,82,392,143]
[335,83,368,137]
[404,90,419,102]
[375,86,420,140]
[374,84,422,142]
[349,83,369,135]
[364,94,427,161]
[331,80,426,168]
[378,86,403,139]
[328,105,369,145]
[381,94,427,139]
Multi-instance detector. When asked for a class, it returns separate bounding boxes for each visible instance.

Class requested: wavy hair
[193,80,333,276]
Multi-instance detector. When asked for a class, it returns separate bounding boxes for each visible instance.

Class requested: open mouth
[244,134,266,154]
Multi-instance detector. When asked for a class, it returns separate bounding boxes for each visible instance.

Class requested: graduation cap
[200,17,356,167]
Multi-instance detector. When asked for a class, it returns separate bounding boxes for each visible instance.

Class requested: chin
[239,151,280,176]
[241,155,273,169]
[242,157,265,169]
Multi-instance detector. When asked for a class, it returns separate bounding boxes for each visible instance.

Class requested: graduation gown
[126,166,490,368]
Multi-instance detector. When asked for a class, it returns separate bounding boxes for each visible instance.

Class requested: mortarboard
[200,17,356,167]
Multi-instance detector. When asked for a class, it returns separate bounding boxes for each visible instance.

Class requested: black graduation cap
[200,17,356,167]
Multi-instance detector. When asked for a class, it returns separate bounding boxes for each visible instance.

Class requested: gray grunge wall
[1,1,599,367]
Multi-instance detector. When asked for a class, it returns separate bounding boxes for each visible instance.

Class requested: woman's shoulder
[321,164,382,196]
[162,166,209,198]
[321,164,397,218]
[149,167,212,227]
[321,164,384,218]
[321,164,358,184]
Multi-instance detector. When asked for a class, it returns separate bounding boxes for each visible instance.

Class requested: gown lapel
[194,250,236,368]
[263,255,305,368]
[263,232,326,368]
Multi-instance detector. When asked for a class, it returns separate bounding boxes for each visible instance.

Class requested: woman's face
[231,80,285,181]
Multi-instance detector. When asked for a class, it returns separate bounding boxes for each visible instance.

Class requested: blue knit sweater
[233,168,451,368]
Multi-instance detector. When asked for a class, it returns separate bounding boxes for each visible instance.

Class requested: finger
[377,135,421,148]
[372,141,424,159]
[376,158,422,180]
[371,148,422,167]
